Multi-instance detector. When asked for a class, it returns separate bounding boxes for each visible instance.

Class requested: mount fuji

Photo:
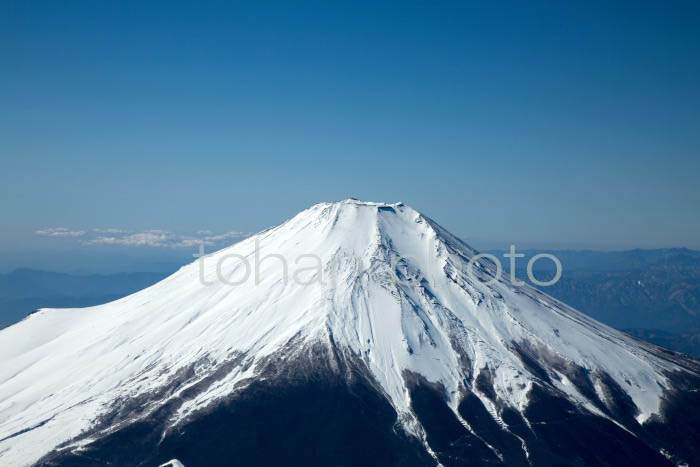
[1,199,699,466]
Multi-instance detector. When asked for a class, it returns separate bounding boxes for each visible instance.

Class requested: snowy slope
[0,199,697,466]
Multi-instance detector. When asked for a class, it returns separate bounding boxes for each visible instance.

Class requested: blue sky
[1,1,699,271]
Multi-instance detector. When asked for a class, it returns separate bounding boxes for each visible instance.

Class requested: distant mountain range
[487,248,700,356]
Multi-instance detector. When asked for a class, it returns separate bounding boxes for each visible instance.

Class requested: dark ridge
[71,353,249,442]
[511,340,619,417]
[547,360,610,415]
[474,367,499,404]
[500,406,559,465]
[509,342,553,386]
[594,370,640,427]
[33,346,435,467]
[521,384,673,467]
[153,370,433,467]
[404,371,502,467]
[28,345,700,467]
[506,341,700,466]
[457,392,529,467]
[642,371,700,466]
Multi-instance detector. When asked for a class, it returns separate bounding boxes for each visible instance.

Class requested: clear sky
[1,1,699,270]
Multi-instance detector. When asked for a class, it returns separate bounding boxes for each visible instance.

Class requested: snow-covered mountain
[1,199,699,467]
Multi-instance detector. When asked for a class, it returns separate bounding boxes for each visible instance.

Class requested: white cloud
[36,227,86,237]
[92,228,128,234]
[171,237,215,248]
[203,231,246,242]
[87,231,175,248]
[39,226,249,248]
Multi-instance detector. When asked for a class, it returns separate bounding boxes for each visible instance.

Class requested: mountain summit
[1,200,699,466]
